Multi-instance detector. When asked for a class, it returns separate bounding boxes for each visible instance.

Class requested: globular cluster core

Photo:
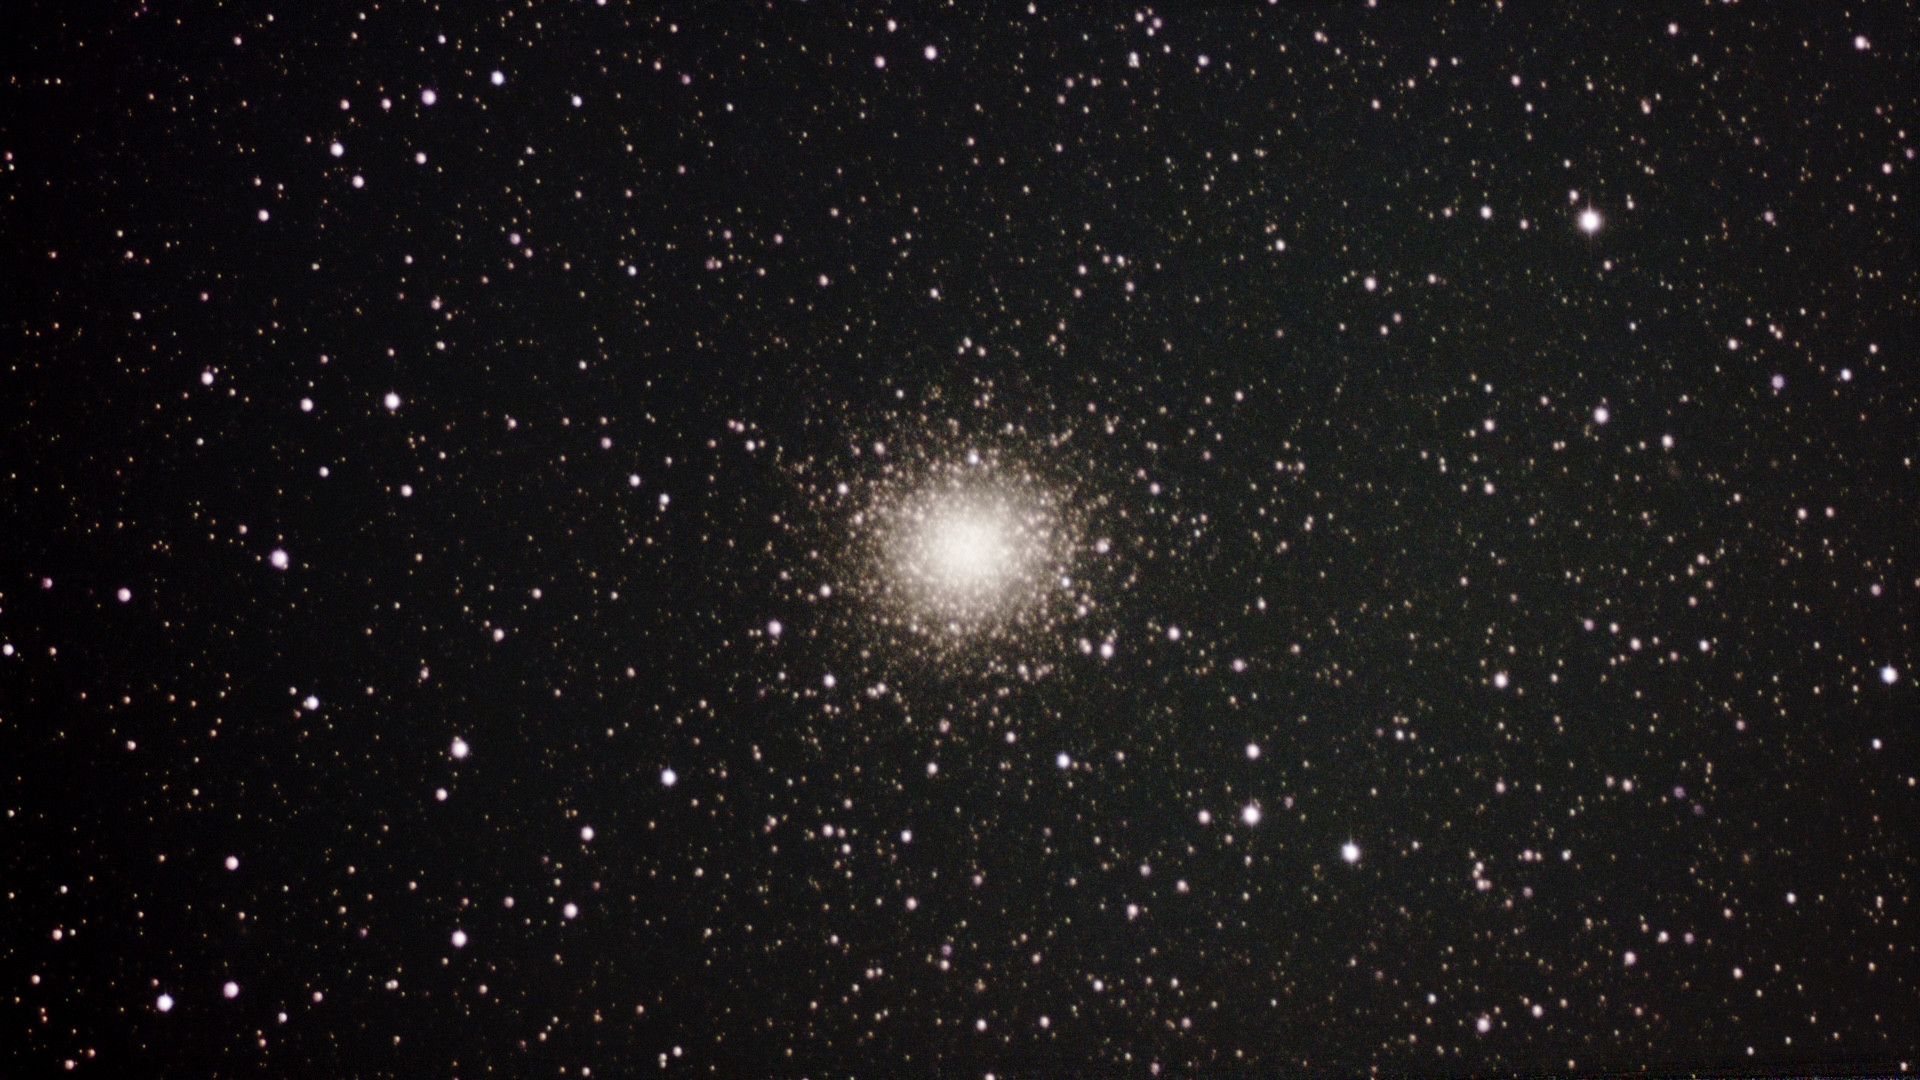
[874,456,1077,637]
[788,420,1110,694]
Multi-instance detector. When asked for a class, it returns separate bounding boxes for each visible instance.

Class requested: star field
[3,2,1917,1076]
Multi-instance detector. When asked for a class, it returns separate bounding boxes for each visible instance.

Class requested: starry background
[4,1,1918,1076]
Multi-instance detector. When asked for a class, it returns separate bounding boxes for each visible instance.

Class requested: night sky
[5,2,1918,1076]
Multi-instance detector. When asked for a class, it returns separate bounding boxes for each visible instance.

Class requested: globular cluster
[877,454,1070,634]
[4,2,1918,1078]
[780,406,1107,690]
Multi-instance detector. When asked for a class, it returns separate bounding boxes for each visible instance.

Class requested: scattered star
[8,7,1911,1077]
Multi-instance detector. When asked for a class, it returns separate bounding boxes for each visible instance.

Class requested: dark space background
[3,1,1916,1076]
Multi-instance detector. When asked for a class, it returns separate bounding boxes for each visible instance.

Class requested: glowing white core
[878,468,1068,633]
[927,510,1009,586]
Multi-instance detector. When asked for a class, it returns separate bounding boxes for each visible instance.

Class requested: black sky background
[4,1,1917,1075]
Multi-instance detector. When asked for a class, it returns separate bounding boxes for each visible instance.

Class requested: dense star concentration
[2,2,1917,1076]
[844,433,1088,652]
[897,478,1042,618]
